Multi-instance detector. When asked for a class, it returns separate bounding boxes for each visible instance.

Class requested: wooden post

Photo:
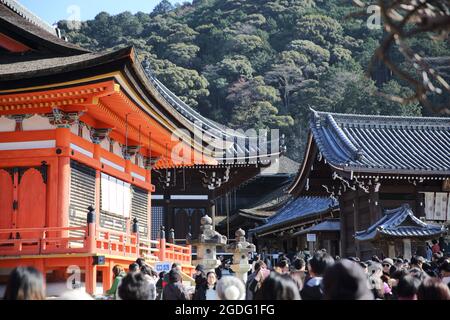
[85,258,97,295]
[102,263,113,294]
[132,218,139,256]
[56,128,71,239]
[125,159,132,175]
[168,228,175,244]
[87,206,96,254]
[353,191,361,257]
[95,171,101,225]
[340,202,346,258]
[159,226,166,261]
[186,244,192,264]
[147,189,152,242]
[93,144,101,161]
[34,259,46,294]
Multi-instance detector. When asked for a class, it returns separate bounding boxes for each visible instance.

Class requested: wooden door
[16,168,47,239]
[173,208,189,241]
[0,169,14,239]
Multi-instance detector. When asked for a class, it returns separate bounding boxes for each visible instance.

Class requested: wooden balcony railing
[0,209,193,269]
[138,238,160,262]
[163,242,192,264]
[0,226,89,255]
[95,228,139,257]
[0,223,192,271]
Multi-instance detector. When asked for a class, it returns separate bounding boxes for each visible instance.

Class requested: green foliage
[146,57,210,109]
[58,0,434,161]
[227,77,294,130]
[153,0,174,15]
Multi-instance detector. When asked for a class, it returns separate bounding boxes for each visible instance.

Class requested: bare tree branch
[350,0,450,115]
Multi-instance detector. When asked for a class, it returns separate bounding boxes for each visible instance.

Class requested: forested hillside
[58,0,449,160]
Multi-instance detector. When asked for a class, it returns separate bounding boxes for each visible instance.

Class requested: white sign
[425,192,435,220]
[155,262,171,273]
[307,234,317,242]
[423,192,450,221]
[435,193,448,221]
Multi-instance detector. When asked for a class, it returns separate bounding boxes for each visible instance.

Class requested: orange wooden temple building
[0,0,254,294]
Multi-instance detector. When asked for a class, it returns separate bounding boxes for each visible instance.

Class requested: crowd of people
[2,242,450,300]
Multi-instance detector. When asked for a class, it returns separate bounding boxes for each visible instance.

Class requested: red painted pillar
[34,259,46,294]
[146,170,152,241]
[85,258,97,295]
[95,171,101,225]
[93,144,101,225]
[55,128,71,239]
[125,160,132,175]
[102,262,113,294]
[93,144,101,161]
[147,187,152,242]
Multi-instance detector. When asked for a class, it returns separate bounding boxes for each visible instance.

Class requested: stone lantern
[227,228,256,283]
[191,215,227,274]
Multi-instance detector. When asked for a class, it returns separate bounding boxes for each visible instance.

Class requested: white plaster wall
[81,124,91,141]
[70,122,79,135]
[100,138,109,151]
[0,116,16,132]
[22,114,55,131]
[112,141,123,158]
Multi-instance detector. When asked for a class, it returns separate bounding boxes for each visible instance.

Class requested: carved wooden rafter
[46,108,82,128]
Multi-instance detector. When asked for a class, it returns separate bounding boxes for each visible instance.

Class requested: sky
[18,0,184,25]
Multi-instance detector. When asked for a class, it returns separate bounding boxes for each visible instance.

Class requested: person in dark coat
[290,258,306,293]
[300,251,334,300]
[246,260,266,300]
[193,268,207,300]
[162,270,190,300]
[155,271,166,300]
[322,259,374,300]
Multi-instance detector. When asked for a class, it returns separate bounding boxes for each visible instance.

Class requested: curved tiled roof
[355,204,446,241]
[0,1,89,55]
[0,46,284,165]
[293,219,340,236]
[1,0,56,35]
[310,109,450,175]
[146,70,284,162]
[250,196,338,235]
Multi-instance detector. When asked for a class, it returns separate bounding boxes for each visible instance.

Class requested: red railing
[162,242,192,264]
[0,223,193,269]
[0,226,89,255]
[95,228,138,257]
[138,238,160,262]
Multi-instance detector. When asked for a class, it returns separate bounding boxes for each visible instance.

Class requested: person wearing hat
[394,258,404,270]
[382,258,394,276]
[410,256,425,270]
[194,264,205,278]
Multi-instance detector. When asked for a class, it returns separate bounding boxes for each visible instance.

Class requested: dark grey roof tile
[355,204,446,241]
[310,109,450,174]
[250,196,338,235]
